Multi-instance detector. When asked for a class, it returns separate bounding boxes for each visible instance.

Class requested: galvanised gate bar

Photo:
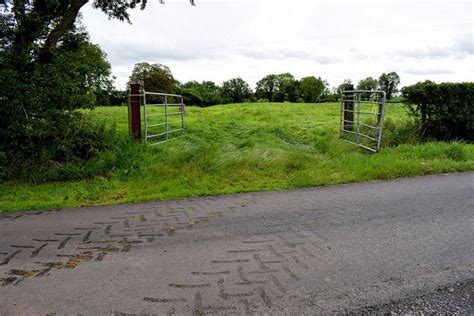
[129,84,185,145]
[340,90,386,152]
[143,91,185,145]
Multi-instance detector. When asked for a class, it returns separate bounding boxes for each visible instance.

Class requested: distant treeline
[97,62,402,106]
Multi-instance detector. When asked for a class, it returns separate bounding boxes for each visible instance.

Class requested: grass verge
[1,102,473,212]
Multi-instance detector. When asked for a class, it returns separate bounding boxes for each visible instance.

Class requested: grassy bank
[1,102,473,212]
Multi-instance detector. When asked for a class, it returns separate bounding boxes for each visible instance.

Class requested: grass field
[1,102,473,212]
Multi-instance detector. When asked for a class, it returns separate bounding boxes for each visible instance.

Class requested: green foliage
[381,118,422,147]
[0,0,174,178]
[109,89,128,106]
[254,73,329,103]
[278,75,301,102]
[272,73,296,102]
[402,81,474,141]
[2,102,473,212]
[335,73,401,101]
[337,79,354,95]
[128,62,176,93]
[181,88,204,106]
[254,73,298,102]
[95,89,128,106]
[357,77,378,91]
[0,25,113,170]
[1,1,192,64]
[378,72,400,100]
[91,0,196,22]
[1,0,196,175]
[255,74,278,101]
[221,77,252,103]
[0,114,113,182]
[180,80,222,107]
[177,73,332,106]
[299,76,328,103]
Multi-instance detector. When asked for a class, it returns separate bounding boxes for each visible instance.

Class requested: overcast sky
[81,0,473,90]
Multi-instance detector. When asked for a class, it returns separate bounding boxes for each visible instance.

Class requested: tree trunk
[38,0,89,64]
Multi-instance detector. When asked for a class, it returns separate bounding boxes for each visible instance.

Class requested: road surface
[0,172,473,314]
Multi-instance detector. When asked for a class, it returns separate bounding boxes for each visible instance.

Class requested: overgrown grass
[1,102,473,212]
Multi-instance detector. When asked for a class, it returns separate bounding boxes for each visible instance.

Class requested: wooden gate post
[129,84,142,142]
[343,100,353,131]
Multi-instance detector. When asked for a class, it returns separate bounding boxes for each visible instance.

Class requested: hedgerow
[402,81,474,141]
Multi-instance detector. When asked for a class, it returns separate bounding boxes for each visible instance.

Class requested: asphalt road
[0,172,473,315]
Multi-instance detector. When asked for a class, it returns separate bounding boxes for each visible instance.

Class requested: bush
[402,81,474,141]
[381,118,422,147]
[0,115,113,182]
[0,24,115,182]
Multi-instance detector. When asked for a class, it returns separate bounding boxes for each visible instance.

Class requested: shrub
[402,81,474,141]
[0,115,113,182]
[381,118,421,147]
[0,23,114,181]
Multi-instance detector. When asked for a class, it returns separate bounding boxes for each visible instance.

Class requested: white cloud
[81,0,473,90]
[404,68,454,75]
[390,34,473,60]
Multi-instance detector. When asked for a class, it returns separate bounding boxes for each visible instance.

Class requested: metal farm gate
[129,84,185,145]
[340,90,386,152]
[143,91,185,145]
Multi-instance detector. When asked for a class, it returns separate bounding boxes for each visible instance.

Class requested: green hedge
[402,81,474,141]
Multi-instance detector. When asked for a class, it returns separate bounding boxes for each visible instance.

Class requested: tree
[337,79,354,95]
[273,73,297,102]
[255,74,278,101]
[181,87,204,107]
[357,77,378,91]
[378,72,400,100]
[322,87,339,102]
[106,89,128,106]
[255,73,299,102]
[1,0,195,64]
[299,76,327,103]
[128,62,176,93]
[199,80,223,105]
[0,23,113,167]
[180,80,222,106]
[221,78,252,103]
[0,0,195,175]
[279,77,300,102]
[335,79,354,101]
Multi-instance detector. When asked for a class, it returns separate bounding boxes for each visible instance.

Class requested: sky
[81,0,473,90]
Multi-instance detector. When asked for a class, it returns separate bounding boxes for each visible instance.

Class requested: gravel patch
[349,279,474,315]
